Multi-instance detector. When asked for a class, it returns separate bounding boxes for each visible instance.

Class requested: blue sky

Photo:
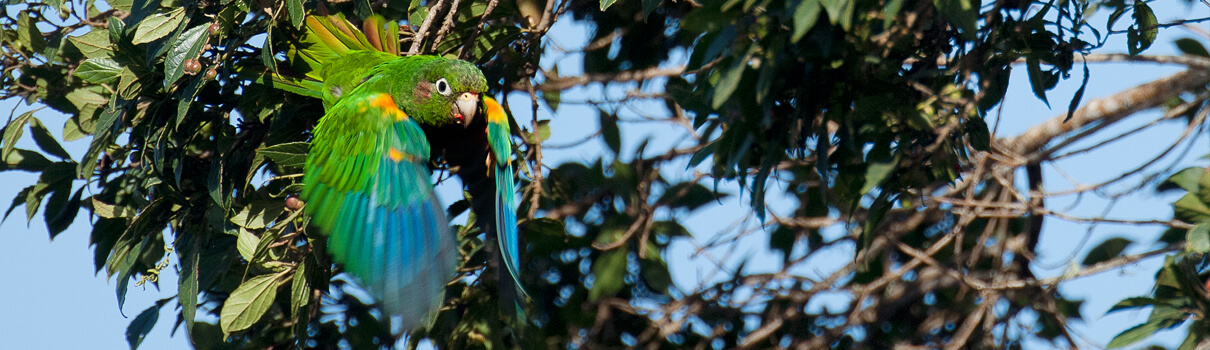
[1,2,1208,349]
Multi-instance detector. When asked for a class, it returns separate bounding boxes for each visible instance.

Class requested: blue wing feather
[302,92,457,329]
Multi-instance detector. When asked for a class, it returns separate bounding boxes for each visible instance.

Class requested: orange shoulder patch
[369,94,409,121]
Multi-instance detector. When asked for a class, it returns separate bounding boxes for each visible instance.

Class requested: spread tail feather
[288,14,400,80]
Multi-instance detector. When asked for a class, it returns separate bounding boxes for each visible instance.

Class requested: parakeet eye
[435,78,452,96]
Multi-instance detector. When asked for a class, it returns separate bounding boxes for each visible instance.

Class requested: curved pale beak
[455,92,479,128]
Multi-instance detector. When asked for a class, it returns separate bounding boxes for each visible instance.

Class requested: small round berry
[184,59,201,74]
[286,196,304,211]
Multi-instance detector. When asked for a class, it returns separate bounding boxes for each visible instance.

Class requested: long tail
[484,97,529,320]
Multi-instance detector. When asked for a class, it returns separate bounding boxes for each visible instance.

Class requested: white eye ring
[435,78,452,96]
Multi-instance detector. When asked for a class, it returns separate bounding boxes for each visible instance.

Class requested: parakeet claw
[456,92,479,127]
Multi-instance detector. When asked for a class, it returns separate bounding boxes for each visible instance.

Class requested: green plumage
[283,13,526,332]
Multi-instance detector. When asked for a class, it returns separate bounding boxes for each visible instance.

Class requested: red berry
[286,196,304,211]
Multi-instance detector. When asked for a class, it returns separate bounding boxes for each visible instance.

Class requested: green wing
[250,14,399,101]
[302,91,457,327]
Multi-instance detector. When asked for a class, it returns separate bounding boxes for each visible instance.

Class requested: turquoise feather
[302,91,456,326]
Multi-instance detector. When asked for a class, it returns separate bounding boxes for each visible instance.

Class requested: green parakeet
[276,14,526,330]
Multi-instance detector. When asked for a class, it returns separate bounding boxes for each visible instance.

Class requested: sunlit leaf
[75,58,123,84]
[132,8,186,45]
[164,24,210,87]
[1159,167,1202,193]
[220,272,285,336]
[792,0,821,42]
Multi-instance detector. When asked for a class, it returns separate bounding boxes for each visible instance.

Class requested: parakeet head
[371,56,489,128]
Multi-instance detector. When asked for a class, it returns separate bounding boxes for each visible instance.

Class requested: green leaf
[543,89,560,113]
[236,229,261,261]
[687,140,719,167]
[287,0,305,28]
[792,0,821,42]
[76,57,124,84]
[28,118,72,160]
[1107,297,1157,314]
[1188,223,1210,253]
[117,68,142,100]
[659,183,722,210]
[17,11,46,54]
[1196,169,1210,204]
[599,110,621,155]
[1025,57,1051,108]
[126,301,163,350]
[177,231,201,335]
[1159,167,1202,193]
[977,65,1011,112]
[176,76,204,129]
[1065,62,1089,122]
[589,248,628,301]
[132,8,186,45]
[882,0,905,29]
[108,16,126,43]
[257,142,309,169]
[1108,319,1162,348]
[232,200,287,230]
[932,0,976,40]
[112,230,158,313]
[91,198,135,219]
[860,142,897,195]
[68,29,114,59]
[861,192,894,254]
[164,24,210,87]
[600,0,618,11]
[1175,193,1210,223]
[46,185,83,239]
[1,149,53,172]
[534,119,552,143]
[712,46,752,109]
[79,104,124,178]
[1127,2,1157,55]
[1110,302,1188,348]
[261,29,275,73]
[965,116,991,152]
[640,254,671,294]
[641,0,661,20]
[291,260,309,317]
[220,272,285,336]
[3,186,32,223]
[819,0,853,30]
[1081,237,1132,266]
[2,111,33,158]
[1175,38,1210,57]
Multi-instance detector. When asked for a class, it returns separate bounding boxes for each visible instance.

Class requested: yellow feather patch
[484,96,507,123]
[388,147,405,162]
[369,93,408,121]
